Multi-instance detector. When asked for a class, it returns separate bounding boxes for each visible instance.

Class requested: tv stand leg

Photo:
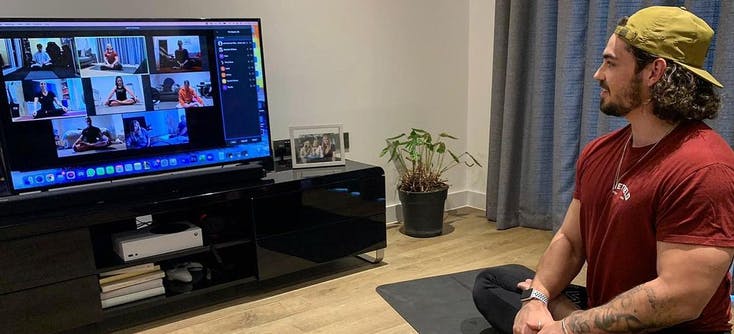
[356,248,384,263]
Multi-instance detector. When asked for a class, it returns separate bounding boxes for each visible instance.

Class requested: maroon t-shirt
[104,50,118,64]
[574,121,734,331]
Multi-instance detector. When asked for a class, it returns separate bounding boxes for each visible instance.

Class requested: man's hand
[517,278,533,290]
[514,279,552,334]
[514,299,553,334]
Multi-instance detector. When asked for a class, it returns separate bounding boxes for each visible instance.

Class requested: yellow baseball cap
[614,6,723,88]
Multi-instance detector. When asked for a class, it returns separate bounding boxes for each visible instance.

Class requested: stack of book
[99,263,166,309]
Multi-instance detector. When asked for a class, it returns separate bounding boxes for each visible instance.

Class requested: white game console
[112,221,203,262]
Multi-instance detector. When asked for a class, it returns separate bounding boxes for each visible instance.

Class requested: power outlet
[272,139,292,171]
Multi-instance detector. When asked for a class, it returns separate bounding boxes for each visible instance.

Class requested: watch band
[520,289,549,305]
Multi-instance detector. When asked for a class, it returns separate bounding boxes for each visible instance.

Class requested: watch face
[520,288,532,300]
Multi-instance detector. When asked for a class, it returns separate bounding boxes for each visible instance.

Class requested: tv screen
[0,18,272,193]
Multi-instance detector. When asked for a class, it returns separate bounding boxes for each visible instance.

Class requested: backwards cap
[614,6,722,88]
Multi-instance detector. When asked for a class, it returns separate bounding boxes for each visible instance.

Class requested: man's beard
[599,76,643,117]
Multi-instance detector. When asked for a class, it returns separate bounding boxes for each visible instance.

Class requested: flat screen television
[0,18,273,194]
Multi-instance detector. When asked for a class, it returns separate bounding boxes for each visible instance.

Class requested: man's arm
[563,242,734,333]
[178,89,186,106]
[515,199,586,330]
[73,133,83,146]
[533,199,586,300]
[94,132,109,147]
[53,97,67,111]
[193,90,203,104]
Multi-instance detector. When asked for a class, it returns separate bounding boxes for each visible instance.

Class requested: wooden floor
[117,207,578,334]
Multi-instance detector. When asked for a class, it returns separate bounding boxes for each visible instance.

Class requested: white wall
[2,0,494,213]
[466,0,494,209]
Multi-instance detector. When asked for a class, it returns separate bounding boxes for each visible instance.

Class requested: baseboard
[465,190,486,210]
[385,189,486,224]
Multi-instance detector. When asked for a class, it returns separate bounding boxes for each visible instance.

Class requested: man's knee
[473,264,532,309]
[473,264,535,333]
[475,264,535,292]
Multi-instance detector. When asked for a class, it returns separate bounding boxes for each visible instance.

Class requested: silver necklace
[611,124,677,194]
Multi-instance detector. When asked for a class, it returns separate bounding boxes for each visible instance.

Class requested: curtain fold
[486,0,734,231]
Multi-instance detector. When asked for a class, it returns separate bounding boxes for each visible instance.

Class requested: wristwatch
[520,288,549,305]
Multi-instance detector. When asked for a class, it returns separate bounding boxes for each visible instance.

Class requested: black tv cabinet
[0,160,386,334]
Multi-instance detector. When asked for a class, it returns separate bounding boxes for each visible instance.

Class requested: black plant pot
[398,186,448,238]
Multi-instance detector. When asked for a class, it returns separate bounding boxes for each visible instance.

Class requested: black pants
[34,108,66,118]
[471,264,587,334]
[101,63,123,70]
[472,264,731,334]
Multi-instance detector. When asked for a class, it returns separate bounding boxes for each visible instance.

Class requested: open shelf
[94,237,255,274]
[101,275,258,317]
[95,245,210,274]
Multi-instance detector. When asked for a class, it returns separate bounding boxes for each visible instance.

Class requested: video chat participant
[30,43,52,70]
[73,117,111,152]
[32,81,67,118]
[104,76,139,106]
[101,44,123,71]
[178,80,204,108]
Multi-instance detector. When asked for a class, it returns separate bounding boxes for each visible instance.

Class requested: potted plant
[380,128,481,237]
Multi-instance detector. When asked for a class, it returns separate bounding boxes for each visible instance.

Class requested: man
[178,80,204,108]
[32,81,67,118]
[46,41,61,65]
[472,6,734,334]
[174,40,191,69]
[73,117,110,152]
[101,43,123,70]
[172,114,188,137]
[30,43,52,69]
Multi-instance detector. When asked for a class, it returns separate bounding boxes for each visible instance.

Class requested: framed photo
[289,124,345,168]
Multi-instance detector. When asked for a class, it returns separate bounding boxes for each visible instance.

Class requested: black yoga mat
[376,269,497,334]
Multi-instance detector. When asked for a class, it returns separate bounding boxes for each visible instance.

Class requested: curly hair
[617,17,721,122]
[649,59,721,122]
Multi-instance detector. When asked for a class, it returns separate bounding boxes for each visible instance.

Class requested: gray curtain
[486,0,734,231]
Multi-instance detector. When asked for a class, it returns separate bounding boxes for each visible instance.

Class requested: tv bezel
[0,17,274,195]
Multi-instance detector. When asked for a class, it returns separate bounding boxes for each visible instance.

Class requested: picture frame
[289,124,345,168]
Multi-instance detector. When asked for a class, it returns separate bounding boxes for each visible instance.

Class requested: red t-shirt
[104,50,118,64]
[574,121,734,331]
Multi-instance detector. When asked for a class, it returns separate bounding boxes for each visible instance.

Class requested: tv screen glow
[0,18,272,193]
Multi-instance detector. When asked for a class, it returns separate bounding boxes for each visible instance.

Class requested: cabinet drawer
[0,228,95,294]
[253,182,385,237]
[0,275,102,334]
[256,215,386,279]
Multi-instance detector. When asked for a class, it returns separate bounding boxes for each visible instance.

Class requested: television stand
[0,160,386,333]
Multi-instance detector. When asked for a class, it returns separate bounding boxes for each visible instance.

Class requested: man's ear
[644,58,667,86]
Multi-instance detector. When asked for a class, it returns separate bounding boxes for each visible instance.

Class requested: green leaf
[435,142,446,154]
[380,129,481,192]
[439,132,458,140]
